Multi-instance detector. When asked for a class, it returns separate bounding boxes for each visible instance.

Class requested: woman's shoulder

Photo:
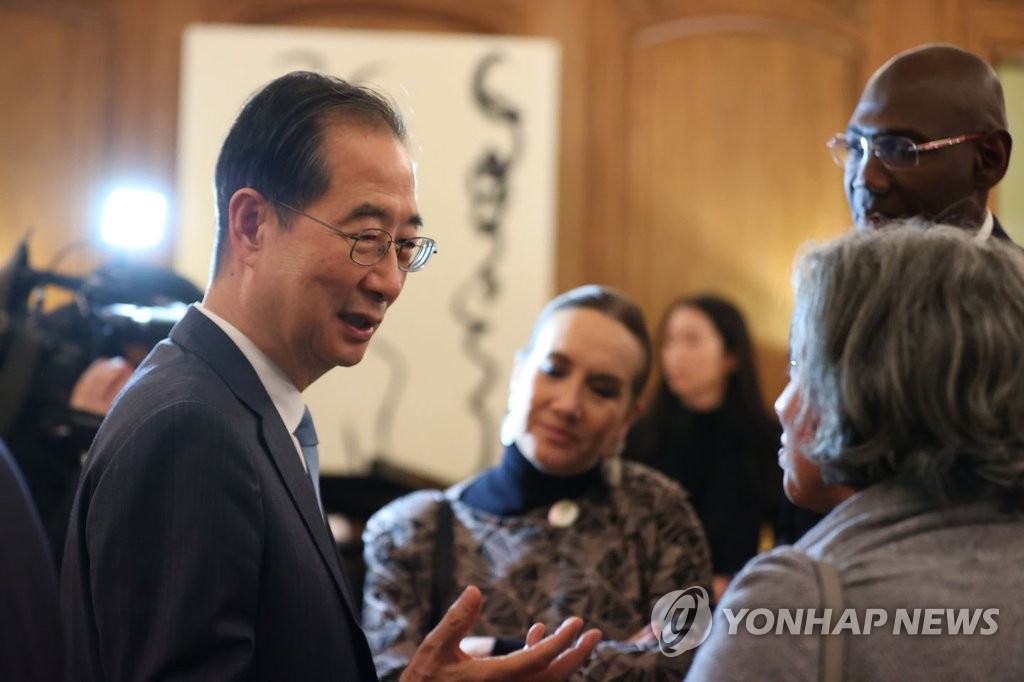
[611,460,706,539]
[364,489,446,540]
[722,545,822,608]
[616,458,691,500]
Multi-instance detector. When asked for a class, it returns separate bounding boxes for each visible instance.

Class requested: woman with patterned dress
[362,285,713,681]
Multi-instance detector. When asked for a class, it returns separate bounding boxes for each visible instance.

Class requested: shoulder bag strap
[813,559,844,682]
[429,491,454,631]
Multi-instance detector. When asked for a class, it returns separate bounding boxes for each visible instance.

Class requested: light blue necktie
[294,407,323,513]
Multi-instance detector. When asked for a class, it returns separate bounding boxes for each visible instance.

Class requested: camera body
[0,240,201,442]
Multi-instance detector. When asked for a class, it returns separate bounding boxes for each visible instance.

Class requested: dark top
[993,214,1014,242]
[626,401,782,574]
[460,444,604,515]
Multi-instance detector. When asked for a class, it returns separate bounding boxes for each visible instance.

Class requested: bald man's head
[860,44,1006,131]
[842,44,1012,231]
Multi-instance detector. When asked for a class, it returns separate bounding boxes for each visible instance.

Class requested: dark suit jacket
[61,307,378,681]
[993,215,1019,245]
[0,439,63,682]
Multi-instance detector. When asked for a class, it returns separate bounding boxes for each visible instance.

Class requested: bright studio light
[101,188,168,249]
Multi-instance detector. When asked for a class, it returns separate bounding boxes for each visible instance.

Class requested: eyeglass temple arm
[915,132,984,152]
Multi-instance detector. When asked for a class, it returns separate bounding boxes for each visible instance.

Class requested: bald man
[830,43,1014,239]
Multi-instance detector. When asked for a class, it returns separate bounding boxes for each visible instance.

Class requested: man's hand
[70,357,134,416]
[401,586,602,682]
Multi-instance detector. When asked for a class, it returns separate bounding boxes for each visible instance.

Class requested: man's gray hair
[790,222,1024,509]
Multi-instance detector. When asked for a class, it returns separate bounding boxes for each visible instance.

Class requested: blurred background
[2,0,1024,479]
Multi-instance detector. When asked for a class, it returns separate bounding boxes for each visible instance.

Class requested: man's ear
[975,129,1012,190]
[227,188,274,262]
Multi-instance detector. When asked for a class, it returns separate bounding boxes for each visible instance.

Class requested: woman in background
[363,285,712,681]
[625,294,781,600]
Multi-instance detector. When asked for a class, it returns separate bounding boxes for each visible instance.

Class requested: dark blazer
[993,215,1017,244]
[0,439,63,682]
[61,307,378,681]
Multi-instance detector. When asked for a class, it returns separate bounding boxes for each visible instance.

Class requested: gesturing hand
[400,586,602,682]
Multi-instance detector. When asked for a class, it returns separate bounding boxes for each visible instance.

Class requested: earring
[606,453,623,486]
[604,439,625,486]
[499,412,516,447]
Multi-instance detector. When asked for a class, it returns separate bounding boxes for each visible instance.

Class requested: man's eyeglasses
[827,132,984,171]
[274,201,436,273]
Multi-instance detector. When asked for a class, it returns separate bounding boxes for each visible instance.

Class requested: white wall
[999,61,1024,243]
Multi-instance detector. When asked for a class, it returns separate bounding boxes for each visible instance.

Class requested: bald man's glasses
[827,132,984,171]
[274,201,436,272]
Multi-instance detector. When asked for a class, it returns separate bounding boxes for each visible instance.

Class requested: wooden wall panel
[586,1,865,404]
[4,0,1024,411]
[625,29,857,346]
[862,0,964,75]
[30,0,588,279]
[966,1,1024,61]
[0,1,111,278]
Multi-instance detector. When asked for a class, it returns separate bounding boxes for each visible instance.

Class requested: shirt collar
[193,302,306,434]
[977,209,994,242]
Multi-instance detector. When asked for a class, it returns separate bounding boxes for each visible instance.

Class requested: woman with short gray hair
[687,224,1024,681]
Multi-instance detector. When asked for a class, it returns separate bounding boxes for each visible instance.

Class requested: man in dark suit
[828,43,1015,241]
[61,71,599,682]
[0,438,62,682]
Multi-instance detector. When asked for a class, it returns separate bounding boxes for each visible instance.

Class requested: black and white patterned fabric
[362,459,713,680]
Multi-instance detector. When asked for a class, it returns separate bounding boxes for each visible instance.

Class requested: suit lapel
[168,309,362,620]
[993,215,1013,242]
[993,215,1009,241]
[257,412,360,608]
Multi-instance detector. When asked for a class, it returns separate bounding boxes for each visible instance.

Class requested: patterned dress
[362,459,713,680]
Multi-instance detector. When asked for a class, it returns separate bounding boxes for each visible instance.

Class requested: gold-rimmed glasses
[274,201,437,272]
[827,132,984,170]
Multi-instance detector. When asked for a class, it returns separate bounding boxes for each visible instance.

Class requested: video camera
[0,239,201,442]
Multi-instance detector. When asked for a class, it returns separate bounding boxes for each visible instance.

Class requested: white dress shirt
[977,209,994,241]
[193,303,310,472]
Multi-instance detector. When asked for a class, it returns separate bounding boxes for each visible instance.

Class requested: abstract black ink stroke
[450,52,524,470]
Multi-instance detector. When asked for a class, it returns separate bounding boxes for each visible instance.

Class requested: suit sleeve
[72,400,263,681]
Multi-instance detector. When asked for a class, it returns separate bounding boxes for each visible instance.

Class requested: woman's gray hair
[790,222,1024,509]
